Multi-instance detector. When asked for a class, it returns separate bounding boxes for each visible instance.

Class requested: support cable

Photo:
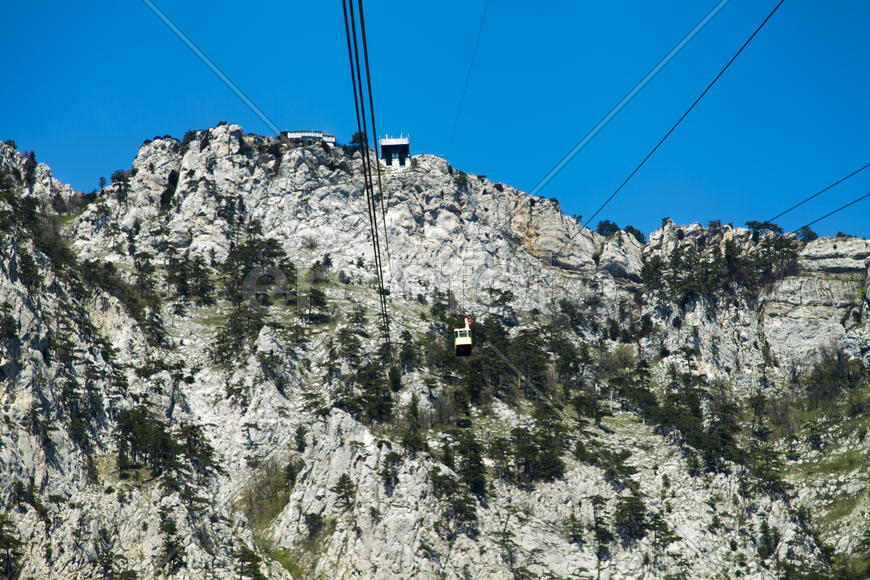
[529,0,730,197]
[581,0,786,232]
[350,2,391,344]
[794,190,870,233]
[493,0,732,241]
[543,0,785,263]
[343,0,393,359]
[446,0,490,160]
[768,160,870,223]
[357,0,394,280]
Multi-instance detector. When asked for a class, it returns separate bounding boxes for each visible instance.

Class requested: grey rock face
[0,130,866,578]
[599,230,643,280]
[0,142,82,212]
[763,237,870,367]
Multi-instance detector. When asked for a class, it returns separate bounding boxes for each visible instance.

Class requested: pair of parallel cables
[341,0,393,360]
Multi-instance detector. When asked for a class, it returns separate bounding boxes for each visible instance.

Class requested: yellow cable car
[454,316,472,356]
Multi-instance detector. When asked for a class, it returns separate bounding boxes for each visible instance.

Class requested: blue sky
[3,0,869,238]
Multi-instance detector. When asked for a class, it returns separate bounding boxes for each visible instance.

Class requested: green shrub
[756,520,780,560]
[115,407,217,483]
[180,130,199,155]
[110,169,131,185]
[210,302,265,367]
[271,549,304,578]
[81,260,165,345]
[304,513,323,537]
[294,426,307,453]
[116,406,182,475]
[805,349,867,411]
[330,473,356,508]
[596,220,619,237]
[160,170,179,210]
[400,395,425,453]
[17,251,41,289]
[0,513,23,578]
[221,221,292,304]
[507,424,565,484]
[12,480,49,523]
[23,151,37,185]
[167,250,214,304]
[613,495,648,545]
[0,303,16,341]
[235,545,266,580]
[562,513,585,546]
[284,458,305,487]
[440,492,478,540]
[455,431,487,498]
[334,364,393,423]
[623,224,645,243]
[380,451,402,492]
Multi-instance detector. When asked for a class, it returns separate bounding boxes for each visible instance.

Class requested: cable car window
[459,330,467,337]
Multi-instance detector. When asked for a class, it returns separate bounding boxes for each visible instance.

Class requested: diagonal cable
[357,0,393,281]
[768,160,870,223]
[794,190,870,233]
[534,0,784,263]
[583,0,785,232]
[528,0,730,196]
[492,0,730,240]
[140,0,281,135]
[580,0,785,232]
[343,0,393,353]
[447,0,490,159]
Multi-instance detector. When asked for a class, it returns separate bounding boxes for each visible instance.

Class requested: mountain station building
[379,135,410,168]
[281,130,336,146]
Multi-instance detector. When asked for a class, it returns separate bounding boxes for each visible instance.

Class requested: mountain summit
[0,126,868,578]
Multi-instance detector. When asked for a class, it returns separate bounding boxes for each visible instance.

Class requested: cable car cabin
[454,329,472,356]
[454,317,472,356]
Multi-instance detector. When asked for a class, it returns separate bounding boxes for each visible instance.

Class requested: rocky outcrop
[0,129,867,578]
[762,238,870,367]
[0,142,84,213]
[598,230,643,280]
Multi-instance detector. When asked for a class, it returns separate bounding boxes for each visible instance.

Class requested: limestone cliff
[0,127,868,579]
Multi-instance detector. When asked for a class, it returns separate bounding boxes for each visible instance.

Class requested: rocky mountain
[0,125,868,579]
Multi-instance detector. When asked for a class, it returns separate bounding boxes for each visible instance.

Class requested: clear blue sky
[3,0,869,238]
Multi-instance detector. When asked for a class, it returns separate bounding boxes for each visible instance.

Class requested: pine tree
[23,151,37,185]
[456,431,487,498]
[0,513,23,579]
[331,473,357,508]
[563,512,585,546]
[401,394,425,453]
[399,330,418,371]
[614,495,647,545]
[235,545,266,580]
